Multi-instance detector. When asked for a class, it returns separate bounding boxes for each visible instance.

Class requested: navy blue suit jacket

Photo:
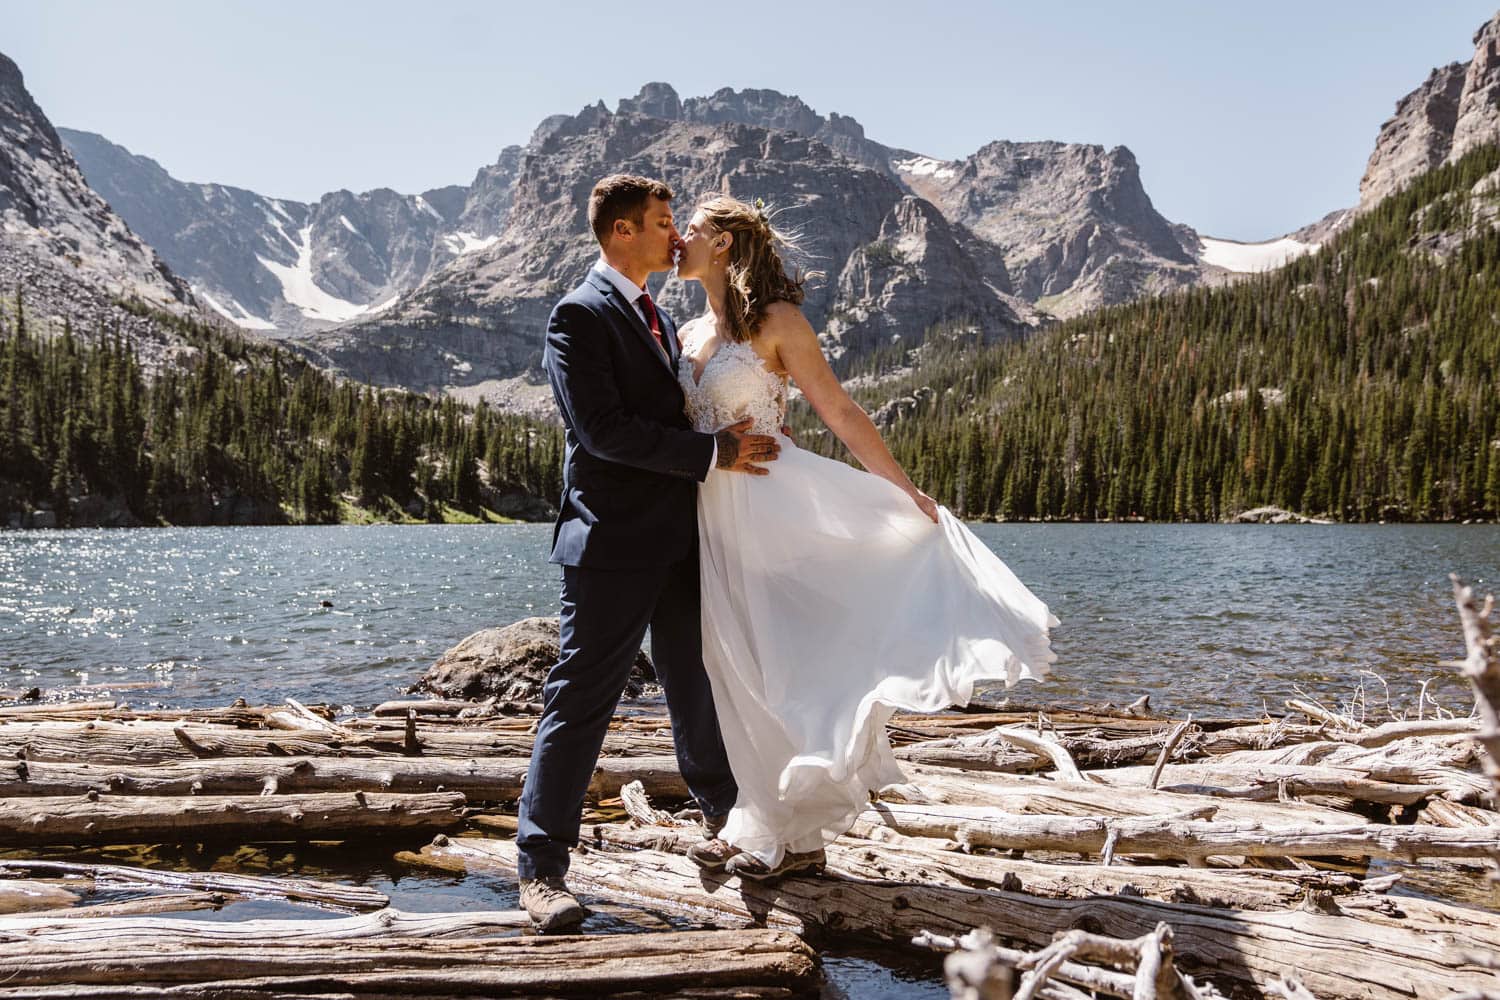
[543,269,716,569]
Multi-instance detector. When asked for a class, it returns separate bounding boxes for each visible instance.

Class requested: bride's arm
[767,303,939,522]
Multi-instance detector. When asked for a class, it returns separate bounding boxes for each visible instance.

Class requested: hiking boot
[519,876,587,931]
[686,836,742,870]
[724,847,827,882]
[687,811,741,870]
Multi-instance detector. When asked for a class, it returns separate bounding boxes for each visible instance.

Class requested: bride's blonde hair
[697,195,816,343]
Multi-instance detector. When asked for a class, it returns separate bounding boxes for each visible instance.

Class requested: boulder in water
[411,616,656,702]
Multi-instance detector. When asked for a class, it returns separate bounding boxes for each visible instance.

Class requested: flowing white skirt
[697,437,1058,866]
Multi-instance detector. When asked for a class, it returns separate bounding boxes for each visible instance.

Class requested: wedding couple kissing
[515,173,1059,930]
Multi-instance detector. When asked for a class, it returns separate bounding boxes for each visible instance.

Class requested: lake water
[1,523,1495,718]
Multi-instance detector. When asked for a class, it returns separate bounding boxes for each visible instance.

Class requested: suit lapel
[586,271,673,375]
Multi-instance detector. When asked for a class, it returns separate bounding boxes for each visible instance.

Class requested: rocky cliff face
[1358,11,1500,212]
[294,105,1031,401]
[0,51,204,365]
[1359,63,1468,209]
[60,127,524,335]
[895,141,1199,315]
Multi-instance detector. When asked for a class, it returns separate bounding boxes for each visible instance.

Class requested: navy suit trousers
[515,554,738,879]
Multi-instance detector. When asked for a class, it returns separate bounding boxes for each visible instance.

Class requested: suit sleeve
[545,300,716,481]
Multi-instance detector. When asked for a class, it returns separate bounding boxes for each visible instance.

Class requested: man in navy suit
[517,174,780,930]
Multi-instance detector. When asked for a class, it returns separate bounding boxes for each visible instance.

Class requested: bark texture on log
[0,791,465,846]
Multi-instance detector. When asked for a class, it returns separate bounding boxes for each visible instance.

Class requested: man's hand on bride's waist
[715,418,780,476]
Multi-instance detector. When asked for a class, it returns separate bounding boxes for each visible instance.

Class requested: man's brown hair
[588,174,674,245]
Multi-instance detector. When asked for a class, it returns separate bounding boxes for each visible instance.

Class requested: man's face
[633,197,683,273]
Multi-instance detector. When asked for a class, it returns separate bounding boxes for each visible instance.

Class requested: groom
[517,174,780,930]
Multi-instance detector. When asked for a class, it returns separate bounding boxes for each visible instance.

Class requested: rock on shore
[412,617,656,702]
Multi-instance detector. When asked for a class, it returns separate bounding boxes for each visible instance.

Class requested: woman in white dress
[672,195,1058,879]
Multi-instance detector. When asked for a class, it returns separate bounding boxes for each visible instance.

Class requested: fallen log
[19,892,223,918]
[1213,736,1491,804]
[0,906,528,940]
[1089,761,1451,806]
[0,754,688,803]
[589,822,1382,911]
[860,801,1500,863]
[417,836,1500,1000]
[0,791,465,846]
[895,765,1365,827]
[0,860,388,911]
[0,926,819,995]
[0,719,663,764]
[0,882,78,914]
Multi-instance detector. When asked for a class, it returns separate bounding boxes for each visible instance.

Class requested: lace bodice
[679,338,788,436]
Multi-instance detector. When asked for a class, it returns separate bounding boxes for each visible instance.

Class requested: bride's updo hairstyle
[697,195,814,343]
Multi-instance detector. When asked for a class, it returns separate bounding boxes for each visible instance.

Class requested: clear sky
[9,1,1497,241]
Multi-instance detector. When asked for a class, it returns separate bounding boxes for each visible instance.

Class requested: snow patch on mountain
[444,230,500,255]
[195,285,276,331]
[339,215,361,237]
[894,156,958,181]
[256,226,375,323]
[1198,236,1317,273]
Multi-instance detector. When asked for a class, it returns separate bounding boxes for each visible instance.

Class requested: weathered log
[1213,736,1491,803]
[0,791,465,846]
[0,754,688,803]
[588,822,1382,911]
[0,719,665,764]
[0,906,528,940]
[1090,761,1451,806]
[0,860,388,911]
[0,926,819,995]
[0,881,78,914]
[860,801,1500,863]
[1451,575,1500,815]
[19,892,224,918]
[896,765,1364,827]
[417,836,1500,1000]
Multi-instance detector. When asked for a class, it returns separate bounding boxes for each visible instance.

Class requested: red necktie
[639,290,666,355]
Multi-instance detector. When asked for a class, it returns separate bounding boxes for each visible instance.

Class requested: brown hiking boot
[519,876,587,931]
[725,847,827,882]
[687,811,741,870]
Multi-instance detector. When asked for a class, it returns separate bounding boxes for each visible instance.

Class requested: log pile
[0,586,1494,996]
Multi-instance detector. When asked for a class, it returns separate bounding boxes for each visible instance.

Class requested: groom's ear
[613,217,636,242]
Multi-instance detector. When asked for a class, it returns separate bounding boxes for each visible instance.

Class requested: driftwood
[589,822,1386,911]
[859,801,1500,863]
[1090,761,1453,806]
[0,860,388,911]
[0,926,818,996]
[0,719,669,763]
[0,882,79,914]
[0,791,465,846]
[1451,576,1500,819]
[0,906,528,940]
[0,753,688,802]
[894,766,1364,827]
[414,834,1500,1000]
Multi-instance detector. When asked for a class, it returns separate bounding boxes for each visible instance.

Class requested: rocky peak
[1451,10,1500,161]
[617,82,681,120]
[1360,63,1467,209]
[1357,11,1500,213]
[0,50,190,316]
[897,140,1195,315]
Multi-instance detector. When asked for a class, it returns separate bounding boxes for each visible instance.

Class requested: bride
[672,195,1059,879]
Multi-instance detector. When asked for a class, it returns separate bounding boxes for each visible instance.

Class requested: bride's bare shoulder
[759,300,815,342]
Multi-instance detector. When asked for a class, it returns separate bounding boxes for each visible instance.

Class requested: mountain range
[54,79,1307,408]
[9,10,1500,414]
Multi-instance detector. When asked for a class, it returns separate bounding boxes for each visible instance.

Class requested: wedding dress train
[680,338,1058,866]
